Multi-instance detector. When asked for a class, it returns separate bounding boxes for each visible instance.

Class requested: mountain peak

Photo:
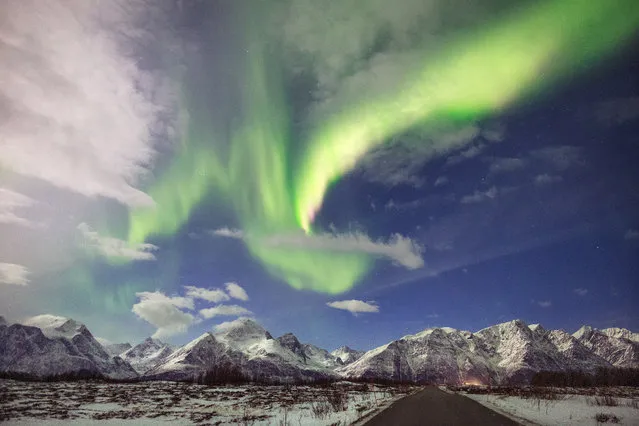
[215,318,271,341]
[23,314,87,339]
[573,325,595,340]
[0,316,6,326]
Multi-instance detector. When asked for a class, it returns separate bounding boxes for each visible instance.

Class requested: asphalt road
[364,387,521,426]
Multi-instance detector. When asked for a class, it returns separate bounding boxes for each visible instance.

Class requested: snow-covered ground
[458,387,639,425]
[0,379,416,425]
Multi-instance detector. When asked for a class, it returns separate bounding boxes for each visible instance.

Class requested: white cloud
[624,229,639,240]
[212,227,424,270]
[460,186,498,204]
[210,228,244,239]
[537,300,552,308]
[263,231,424,270]
[573,288,589,297]
[0,188,35,227]
[184,286,230,303]
[226,282,249,301]
[199,305,253,319]
[488,157,526,175]
[534,174,563,186]
[0,262,29,286]
[327,300,379,314]
[132,291,195,339]
[78,222,158,261]
[0,0,172,207]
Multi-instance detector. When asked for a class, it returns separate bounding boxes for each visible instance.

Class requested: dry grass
[0,379,414,424]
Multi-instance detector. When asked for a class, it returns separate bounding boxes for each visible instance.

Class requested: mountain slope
[573,326,639,368]
[120,338,175,374]
[96,339,132,358]
[0,315,137,379]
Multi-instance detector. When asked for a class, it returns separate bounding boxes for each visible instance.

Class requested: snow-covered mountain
[120,338,175,374]
[339,325,497,384]
[145,318,337,382]
[573,326,639,368]
[338,320,635,385]
[2,314,636,385]
[600,327,639,344]
[276,333,340,368]
[0,315,137,380]
[331,346,365,365]
[96,338,132,358]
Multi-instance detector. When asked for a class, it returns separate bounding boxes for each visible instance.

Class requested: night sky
[1,0,638,352]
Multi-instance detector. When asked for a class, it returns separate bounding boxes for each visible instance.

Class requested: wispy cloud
[327,300,379,314]
[460,186,498,204]
[184,286,230,303]
[488,157,526,175]
[226,282,249,301]
[199,305,253,319]
[445,142,486,166]
[210,228,244,239]
[434,176,449,187]
[78,223,158,261]
[573,288,589,297]
[262,231,424,270]
[0,0,173,206]
[132,291,195,339]
[356,126,480,187]
[0,188,36,227]
[537,300,552,308]
[534,174,563,186]
[212,228,424,270]
[530,146,584,171]
[0,262,29,286]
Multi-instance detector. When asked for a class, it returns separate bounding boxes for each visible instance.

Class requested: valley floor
[0,379,416,425]
[453,386,639,426]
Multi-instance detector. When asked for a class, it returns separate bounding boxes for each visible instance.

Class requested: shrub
[594,413,620,423]
[593,396,619,407]
[326,390,348,412]
[311,400,331,420]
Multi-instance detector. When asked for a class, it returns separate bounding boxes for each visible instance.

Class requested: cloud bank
[0,0,172,207]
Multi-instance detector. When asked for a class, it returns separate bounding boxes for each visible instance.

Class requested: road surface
[364,387,521,426]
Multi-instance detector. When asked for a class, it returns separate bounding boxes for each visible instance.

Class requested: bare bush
[594,412,620,423]
[592,395,619,407]
[311,400,331,420]
[326,390,348,412]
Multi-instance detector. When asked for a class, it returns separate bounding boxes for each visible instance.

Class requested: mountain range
[1,315,637,385]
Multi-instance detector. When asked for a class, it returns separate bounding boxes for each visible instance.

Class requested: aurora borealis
[127,0,639,293]
[1,0,638,347]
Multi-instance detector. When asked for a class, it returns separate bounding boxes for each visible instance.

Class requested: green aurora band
[294,0,639,231]
[128,0,639,293]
